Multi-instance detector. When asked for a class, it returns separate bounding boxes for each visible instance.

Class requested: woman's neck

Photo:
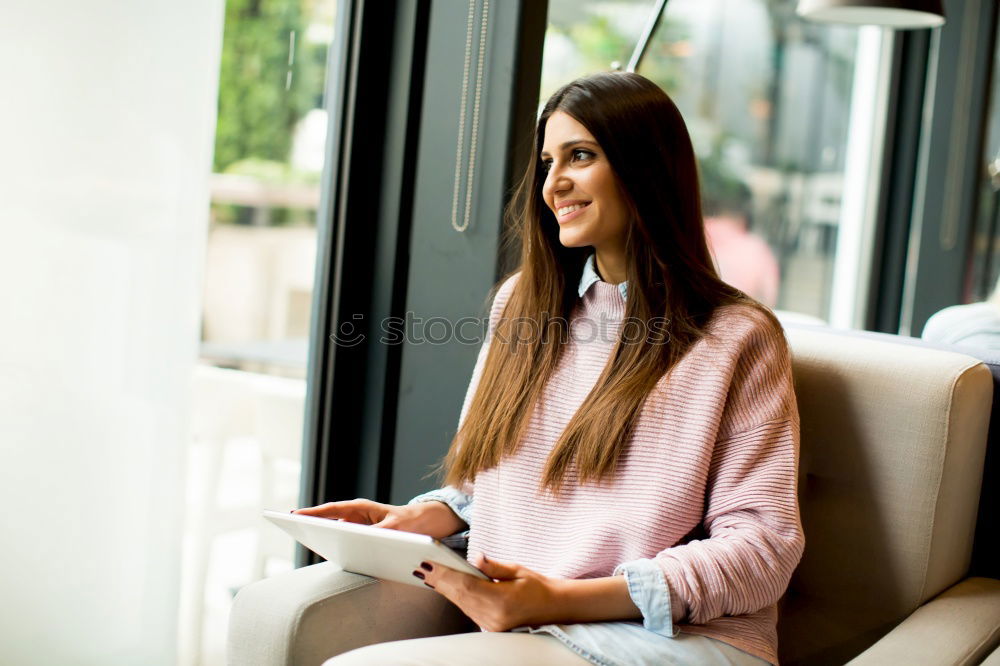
[594,251,626,285]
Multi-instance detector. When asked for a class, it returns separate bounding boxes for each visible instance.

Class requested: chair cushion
[845,577,1000,665]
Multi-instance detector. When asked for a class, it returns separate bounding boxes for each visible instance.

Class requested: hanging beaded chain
[451,0,490,233]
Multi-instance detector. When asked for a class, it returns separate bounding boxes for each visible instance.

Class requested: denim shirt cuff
[613,558,680,638]
[407,485,474,528]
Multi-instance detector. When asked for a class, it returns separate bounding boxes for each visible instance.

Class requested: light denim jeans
[323,629,768,666]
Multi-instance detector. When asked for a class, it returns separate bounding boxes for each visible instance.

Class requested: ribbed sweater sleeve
[640,315,804,627]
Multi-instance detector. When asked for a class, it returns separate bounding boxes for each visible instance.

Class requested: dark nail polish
[412,570,425,580]
[424,582,435,589]
[420,561,433,572]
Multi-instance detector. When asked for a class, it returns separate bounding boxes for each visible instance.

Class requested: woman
[296,71,804,666]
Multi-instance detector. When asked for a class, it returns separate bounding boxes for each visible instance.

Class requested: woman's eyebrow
[539,139,598,158]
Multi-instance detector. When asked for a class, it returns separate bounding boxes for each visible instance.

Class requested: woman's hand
[292,499,467,539]
[416,553,565,632]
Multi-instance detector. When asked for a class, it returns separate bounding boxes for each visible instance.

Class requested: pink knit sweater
[458,272,804,665]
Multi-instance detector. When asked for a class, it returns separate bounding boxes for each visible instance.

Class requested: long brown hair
[440,71,757,495]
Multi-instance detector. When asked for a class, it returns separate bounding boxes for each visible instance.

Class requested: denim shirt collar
[577,252,628,301]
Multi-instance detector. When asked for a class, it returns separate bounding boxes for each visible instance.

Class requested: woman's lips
[557,202,590,224]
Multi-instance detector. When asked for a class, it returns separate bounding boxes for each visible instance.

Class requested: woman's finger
[372,515,400,530]
[413,560,445,591]
[415,560,483,598]
[474,553,522,581]
[291,502,341,516]
[293,500,382,524]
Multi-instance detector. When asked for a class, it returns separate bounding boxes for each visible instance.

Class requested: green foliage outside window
[213,0,327,176]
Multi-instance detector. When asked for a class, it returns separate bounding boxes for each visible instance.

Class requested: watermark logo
[330,313,671,347]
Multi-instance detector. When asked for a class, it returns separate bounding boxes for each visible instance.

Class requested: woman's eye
[540,149,594,172]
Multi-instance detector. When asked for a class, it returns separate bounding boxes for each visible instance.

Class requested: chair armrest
[227,562,473,666]
[847,577,1000,666]
[983,645,1000,666]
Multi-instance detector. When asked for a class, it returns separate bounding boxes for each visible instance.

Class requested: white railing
[177,364,306,666]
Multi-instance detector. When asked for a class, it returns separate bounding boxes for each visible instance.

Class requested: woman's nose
[544,167,571,199]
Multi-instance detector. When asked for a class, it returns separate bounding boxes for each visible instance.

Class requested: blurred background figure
[922,278,1000,352]
[701,160,780,308]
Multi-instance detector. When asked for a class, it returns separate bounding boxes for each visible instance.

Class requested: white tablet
[263,510,490,588]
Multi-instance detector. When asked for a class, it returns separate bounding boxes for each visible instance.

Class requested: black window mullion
[868,30,932,333]
[298,0,430,566]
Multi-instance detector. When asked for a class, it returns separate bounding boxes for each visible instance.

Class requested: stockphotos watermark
[330,312,671,347]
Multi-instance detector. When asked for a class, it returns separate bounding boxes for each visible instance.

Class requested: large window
[179,1,339,664]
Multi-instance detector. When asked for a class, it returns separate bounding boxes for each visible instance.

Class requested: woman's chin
[557,228,591,248]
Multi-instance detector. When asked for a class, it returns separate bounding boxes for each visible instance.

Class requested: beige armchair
[229,326,1000,665]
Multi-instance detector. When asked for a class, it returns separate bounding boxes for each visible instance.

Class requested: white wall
[0,1,224,663]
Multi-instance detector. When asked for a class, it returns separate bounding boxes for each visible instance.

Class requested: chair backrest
[780,322,1000,580]
[777,327,992,665]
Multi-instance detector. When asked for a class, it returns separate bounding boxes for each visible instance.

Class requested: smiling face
[540,111,632,264]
